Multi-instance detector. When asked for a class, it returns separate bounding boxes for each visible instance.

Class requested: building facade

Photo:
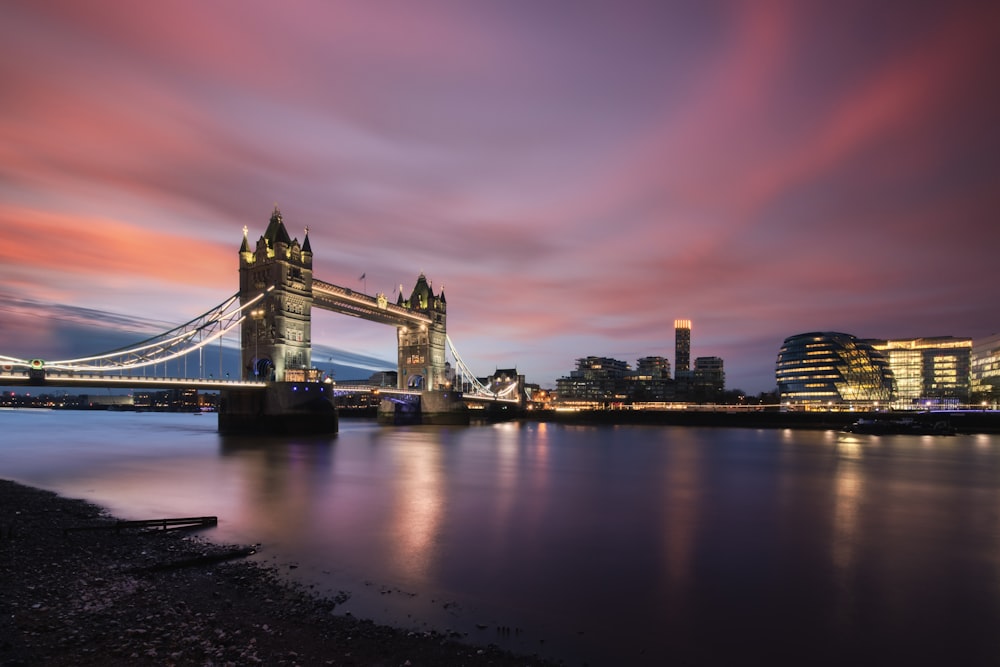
[867,337,972,406]
[776,332,894,407]
[556,356,631,403]
[629,356,674,402]
[971,333,1000,404]
[692,356,725,401]
[636,355,671,379]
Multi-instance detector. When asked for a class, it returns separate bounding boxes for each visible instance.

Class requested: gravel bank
[0,479,556,666]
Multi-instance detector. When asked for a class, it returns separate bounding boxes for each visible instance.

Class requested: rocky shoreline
[0,479,556,666]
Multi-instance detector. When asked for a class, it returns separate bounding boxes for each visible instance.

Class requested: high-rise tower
[675,319,691,374]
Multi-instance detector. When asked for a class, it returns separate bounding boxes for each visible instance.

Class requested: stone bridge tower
[238,207,315,382]
[396,273,448,391]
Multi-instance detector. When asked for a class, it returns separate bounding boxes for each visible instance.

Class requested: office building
[970,333,1000,403]
[867,337,971,406]
[776,332,894,407]
[692,356,725,400]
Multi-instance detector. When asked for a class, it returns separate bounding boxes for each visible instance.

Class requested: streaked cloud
[1,0,998,392]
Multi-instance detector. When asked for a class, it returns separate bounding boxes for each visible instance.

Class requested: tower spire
[239,224,252,259]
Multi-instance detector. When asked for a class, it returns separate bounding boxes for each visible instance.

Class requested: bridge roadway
[0,371,268,391]
[334,385,519,405]
[0,373,519,405]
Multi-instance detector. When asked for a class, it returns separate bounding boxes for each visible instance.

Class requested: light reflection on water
[3,410,1000,665]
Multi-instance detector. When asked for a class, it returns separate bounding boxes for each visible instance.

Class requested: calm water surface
[3,410,1000,665]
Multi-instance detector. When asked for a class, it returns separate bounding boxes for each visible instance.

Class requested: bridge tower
[396,273,448,391]
[238,206,316,382]
[223,207,335,435]
[382,273,466,425]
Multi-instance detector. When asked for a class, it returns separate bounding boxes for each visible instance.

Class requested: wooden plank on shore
[65,516,218,533]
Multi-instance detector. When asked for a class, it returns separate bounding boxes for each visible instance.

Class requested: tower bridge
[0,207,523,433]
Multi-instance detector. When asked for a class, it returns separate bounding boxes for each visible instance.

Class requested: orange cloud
[0,205,232,291]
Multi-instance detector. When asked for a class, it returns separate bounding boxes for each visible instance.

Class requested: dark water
[3,410,1000,665]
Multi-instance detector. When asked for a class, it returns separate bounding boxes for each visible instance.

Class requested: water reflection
[659,429,701,590]
[386,431,445,584]
[832,434,865,568]
[831,433,865,634]
[216,434,336,549]
[489,422,525,544]
[6,413,1000,665]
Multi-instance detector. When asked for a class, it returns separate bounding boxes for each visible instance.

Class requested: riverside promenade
[528,408,1000,434]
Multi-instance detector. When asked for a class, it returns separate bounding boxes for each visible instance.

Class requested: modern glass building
[867,337,971,406]
[971,332,1000,404]
[776,332,894,407]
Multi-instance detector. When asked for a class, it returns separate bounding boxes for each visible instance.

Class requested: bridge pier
[377,389,469,426]
[219,382,338,435]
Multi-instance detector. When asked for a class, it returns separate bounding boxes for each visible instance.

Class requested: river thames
[3,410,1000,665]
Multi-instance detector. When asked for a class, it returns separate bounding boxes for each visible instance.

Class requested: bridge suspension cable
[446,334,519,400]
[2,288,272,374]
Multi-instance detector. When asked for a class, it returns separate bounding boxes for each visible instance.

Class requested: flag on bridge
[359,272,365,281]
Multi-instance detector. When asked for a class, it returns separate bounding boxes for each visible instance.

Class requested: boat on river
[843,417,956,436]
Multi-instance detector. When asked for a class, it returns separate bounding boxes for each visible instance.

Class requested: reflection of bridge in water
[0,207,522,432]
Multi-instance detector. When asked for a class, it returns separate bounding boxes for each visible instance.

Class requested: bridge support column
[376,389,469,426]
[219,382,338,435]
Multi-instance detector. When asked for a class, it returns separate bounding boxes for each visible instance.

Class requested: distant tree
[720,389,747,405]
[756,389,780,405]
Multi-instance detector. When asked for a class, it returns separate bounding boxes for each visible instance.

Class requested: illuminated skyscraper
[674,319,691,374]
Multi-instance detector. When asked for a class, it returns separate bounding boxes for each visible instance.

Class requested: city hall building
[775,332,894,408]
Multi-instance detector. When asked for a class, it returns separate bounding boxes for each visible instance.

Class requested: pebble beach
[0,479,556,666]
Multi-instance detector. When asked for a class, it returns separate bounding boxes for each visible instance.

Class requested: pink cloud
[735,3,1000,217]
[0,205,232,291]
[1,1,998,393]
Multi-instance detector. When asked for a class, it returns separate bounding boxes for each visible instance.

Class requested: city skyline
[2,1,999,394]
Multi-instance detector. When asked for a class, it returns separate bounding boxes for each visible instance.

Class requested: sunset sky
[2,0,998,393]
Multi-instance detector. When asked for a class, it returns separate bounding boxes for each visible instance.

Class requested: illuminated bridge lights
[1,279,515,404]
